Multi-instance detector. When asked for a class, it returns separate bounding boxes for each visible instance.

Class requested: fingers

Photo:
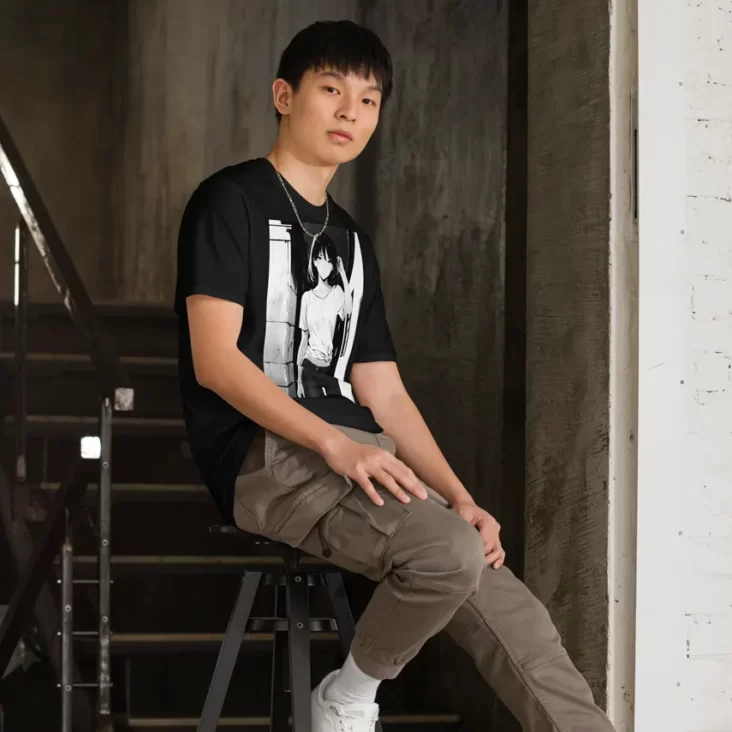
[485,547,506,570]
[351,447,427,506]
[354,470,384,506]
[374,468,412,504]
[383,455,427,499]
[478,522,499,547]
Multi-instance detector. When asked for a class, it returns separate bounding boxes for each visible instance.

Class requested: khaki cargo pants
[233,425,615,732]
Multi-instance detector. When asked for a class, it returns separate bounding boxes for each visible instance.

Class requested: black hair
[274,20,393,122]
[308,233,340,287]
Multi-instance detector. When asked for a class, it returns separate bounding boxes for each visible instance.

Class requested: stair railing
[0,114,134,732]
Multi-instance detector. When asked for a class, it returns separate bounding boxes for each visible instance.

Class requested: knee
[413,519,486,595]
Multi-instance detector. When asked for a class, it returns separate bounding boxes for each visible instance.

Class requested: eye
[363,98,377,107]
[324,86,339,94]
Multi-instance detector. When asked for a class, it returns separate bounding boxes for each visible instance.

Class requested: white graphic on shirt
[263,220,364,401]
[299,286,345,365]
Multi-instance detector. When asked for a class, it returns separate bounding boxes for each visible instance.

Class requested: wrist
[444,487,476,509]
[313,425,349,460]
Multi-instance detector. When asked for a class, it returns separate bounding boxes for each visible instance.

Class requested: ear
[272,79,293,118]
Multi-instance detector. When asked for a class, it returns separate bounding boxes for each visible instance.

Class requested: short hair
[274,20,393,122]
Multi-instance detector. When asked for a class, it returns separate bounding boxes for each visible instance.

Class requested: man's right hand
[320,434,428,506]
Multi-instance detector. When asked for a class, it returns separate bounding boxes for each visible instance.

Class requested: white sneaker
[311,669,380,732]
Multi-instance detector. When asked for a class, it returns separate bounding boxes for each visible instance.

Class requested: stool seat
[209,523,244,535]
[208,523,310,562]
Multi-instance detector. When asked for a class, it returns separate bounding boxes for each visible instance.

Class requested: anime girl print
[263,220,365,401]
[296,233,353,398]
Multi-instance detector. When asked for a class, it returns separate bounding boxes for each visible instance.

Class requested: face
[274,68,382,165]
[314,252,333,280]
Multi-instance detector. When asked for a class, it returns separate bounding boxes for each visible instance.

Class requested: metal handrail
[0,114,131,397]
[0,114,133,732]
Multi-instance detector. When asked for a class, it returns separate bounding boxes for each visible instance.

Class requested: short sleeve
[351,248,397,364]
[174,178,249,315]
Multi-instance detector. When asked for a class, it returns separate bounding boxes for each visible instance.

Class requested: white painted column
[607,0,638,729]
[636,0,732,729]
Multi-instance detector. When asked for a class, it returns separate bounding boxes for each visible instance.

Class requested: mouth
[327,130,353,144]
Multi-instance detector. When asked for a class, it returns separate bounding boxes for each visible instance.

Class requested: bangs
[310,46,390,96]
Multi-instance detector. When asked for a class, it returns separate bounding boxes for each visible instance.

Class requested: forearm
[296,331,308,369]
[369,391,475,507]
[198,347,343,456]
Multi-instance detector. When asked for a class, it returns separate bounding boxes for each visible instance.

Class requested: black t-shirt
[174,158,397,522]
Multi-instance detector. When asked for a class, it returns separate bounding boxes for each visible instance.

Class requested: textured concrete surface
[111,0,362,302]
[362,1,508,726]
[524,0,611,709]
[363,0,507,540]
[0,0,123,302]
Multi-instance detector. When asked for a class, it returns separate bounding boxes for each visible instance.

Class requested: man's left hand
[452,501,506,570]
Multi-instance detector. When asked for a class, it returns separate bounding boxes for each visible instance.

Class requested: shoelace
[327,702,377,732]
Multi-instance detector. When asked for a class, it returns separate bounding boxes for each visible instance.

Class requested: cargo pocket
[235,431,353,548]
[318,486,410,580]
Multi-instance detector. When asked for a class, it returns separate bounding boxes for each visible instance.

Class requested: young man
[175,20,616,732]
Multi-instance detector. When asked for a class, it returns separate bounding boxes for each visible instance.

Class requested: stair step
[66,554,328,575]
[76,631,339,653]
[4,414,185,436]
[0,351,177,371]
[0,300,178,358]
[0,433,200,484]
[119,717,266,729]
[119,714,461,729]
[1,360,182,417]
[40,481,207,502]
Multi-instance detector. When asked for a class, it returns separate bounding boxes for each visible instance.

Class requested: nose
[337,95,357,123]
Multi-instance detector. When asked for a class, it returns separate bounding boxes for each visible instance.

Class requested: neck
[266,134,337,207]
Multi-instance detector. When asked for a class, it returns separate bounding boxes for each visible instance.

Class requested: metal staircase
[0,115,464,731]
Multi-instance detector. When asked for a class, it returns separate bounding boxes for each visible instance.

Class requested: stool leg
[286,572,311,732]
[197,571,262,732]
[270,582,289,732]
[325,573,355,659]
[325,573,384,732]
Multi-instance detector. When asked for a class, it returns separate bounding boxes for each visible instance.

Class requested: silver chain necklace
[273,166,330,243]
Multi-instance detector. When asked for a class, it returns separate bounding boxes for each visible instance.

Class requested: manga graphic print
[263,220,364,402]
[296,232,353,398]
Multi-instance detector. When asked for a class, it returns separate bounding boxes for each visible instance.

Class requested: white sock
[323,652,382,705]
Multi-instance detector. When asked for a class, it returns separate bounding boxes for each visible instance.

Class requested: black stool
[197,525,383,732]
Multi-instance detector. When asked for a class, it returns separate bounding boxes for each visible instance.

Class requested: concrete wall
[636,0,732,729]
[0,0,123,302]
[111,0,361,302]
[363,0,507,526]
[362,2,508,726]
[524,0,612,710]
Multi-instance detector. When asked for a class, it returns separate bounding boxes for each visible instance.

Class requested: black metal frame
[0,114,134,732]
[0,115,130,396]
[197,551,382,732]
[0,459,89,672]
